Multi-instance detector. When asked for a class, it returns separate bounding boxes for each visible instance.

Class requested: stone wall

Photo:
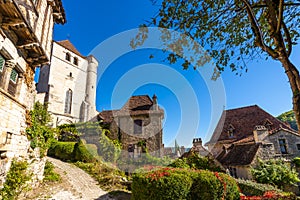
[264,130,300,158]
[109,112,163,157]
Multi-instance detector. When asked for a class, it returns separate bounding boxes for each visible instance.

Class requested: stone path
[19,157,115,200]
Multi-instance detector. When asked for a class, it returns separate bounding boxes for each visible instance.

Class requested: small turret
[84,55,98,120]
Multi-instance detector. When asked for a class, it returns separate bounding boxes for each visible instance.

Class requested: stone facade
[206,105,300,180]
[36,40,98,126]
[99,95,164,157]
[0,0,65,186]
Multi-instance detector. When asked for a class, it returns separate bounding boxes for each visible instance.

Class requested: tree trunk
[278,56,300,132]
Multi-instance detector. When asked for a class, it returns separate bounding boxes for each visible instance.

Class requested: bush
[251,159,300,189]
[132,168,193,200]
[43,161,61,182]
[47,140,95,163]
[168,158,190,169]
[292,157,300,168]
[237,179,282,196]
[131,168,240,200]
[0,159,31,199]
[47,141,76,161]
[73,140,95,163]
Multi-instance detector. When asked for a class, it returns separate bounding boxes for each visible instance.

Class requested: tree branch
[276,0,284,34]
[241,0,278,58]
[282,22,292,57]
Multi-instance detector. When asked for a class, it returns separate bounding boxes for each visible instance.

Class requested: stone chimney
[253,125,268,143]
[152,94,158,110]
[193,138,202,147]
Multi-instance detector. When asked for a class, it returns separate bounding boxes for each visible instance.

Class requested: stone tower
[83,55,98,121]
[36,40,98,126]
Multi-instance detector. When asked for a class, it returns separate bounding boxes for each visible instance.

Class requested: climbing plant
[26,102,55,157]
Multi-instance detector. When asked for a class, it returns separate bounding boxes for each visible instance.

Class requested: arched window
[65,53,71,61]
[64,89,72,114]
[73,57,78,65]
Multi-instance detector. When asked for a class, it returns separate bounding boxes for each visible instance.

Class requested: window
[229,167,237,178]
[10,68,18,83]
[296,144,300,151]
[73,57,78,65]
[0,55,5,72]
[228,124,235,138]
[134,120,142,134]
[69,72,72,77]
[65,53,71,61]
[64,89,72,114]
[279,139,288,154]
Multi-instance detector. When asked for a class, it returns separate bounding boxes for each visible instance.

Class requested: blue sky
[50,0,298,147]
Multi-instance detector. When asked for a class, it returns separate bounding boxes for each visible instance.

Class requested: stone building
[99,95,164,157]
[0,0,65,185]
[36,40,98,126]
[206,105,300,179]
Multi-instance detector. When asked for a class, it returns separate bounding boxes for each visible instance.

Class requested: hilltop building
[36,40,98,126]
[206,105,300,179]
[0,0,65,185]
[98,95,164,157]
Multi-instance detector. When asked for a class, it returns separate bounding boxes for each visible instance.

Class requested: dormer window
[65,53,71,61]
[73,57,78,66]
[228,124,235,138]
[264,119,273,130]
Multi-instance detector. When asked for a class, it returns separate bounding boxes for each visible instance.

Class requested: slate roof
[56,40,84,58]
[217,143,260,166]
[207,105,297,145]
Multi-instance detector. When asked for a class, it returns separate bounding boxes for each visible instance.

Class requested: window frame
[134,119,143,134]
[9,68,18,84]
[64,89,73,114]
[278,138,288,154]
[73,57,78,66]
[65,52,71,62]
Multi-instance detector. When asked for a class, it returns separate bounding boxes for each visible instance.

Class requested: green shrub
[43,161,61,182]
[237,179,282,196]
[251,159,300,189]
[131,168,240,200]
[168,158,190,169]
[73,140,95,163]
[26,102,55,157]
[0,159,31,199]
[132,168,193,200]
[292,157,300,168]
[47,141,76,161]
[189,170,223,200]
[48,140,95,163]
[218,173,240,200]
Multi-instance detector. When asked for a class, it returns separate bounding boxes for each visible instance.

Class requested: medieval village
[0,0,300,199]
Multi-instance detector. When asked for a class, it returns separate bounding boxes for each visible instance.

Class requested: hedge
[237,179,282,196]
[131,168,240,200]
[47,140,94,162]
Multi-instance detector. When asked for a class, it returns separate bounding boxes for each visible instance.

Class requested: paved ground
[19,157,116,200]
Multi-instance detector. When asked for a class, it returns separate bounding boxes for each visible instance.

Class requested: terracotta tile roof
[98,110,115,123]
[207,105,296,145]
[218,143,260,166]
[98,95,164,123]
[56,40,84,58]
[121,95,154,111]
